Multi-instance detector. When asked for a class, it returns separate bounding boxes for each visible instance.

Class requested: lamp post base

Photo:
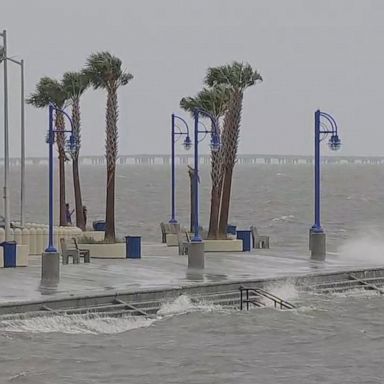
[40,251,60,291]
[310,231,326,261]
[188,241,205,269]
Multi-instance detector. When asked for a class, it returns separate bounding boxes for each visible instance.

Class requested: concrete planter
[81,243,126,259]
[16,245,28,266]
[81,231,105,242]
[204,239,243,252]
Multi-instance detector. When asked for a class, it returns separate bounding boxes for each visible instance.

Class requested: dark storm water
[0,164,384,383]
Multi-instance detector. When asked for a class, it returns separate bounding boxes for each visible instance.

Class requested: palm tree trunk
[72,156,85,230]
[105,167,116,242]
[71,100,85,230]
[56,112,67,226]
[208,139,223,239]
[208,187,221,239]
[105,85,118,242]
[218,90,243,238]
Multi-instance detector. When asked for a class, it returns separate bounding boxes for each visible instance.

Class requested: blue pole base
[45,245,57,253]
[169,218,178,224]
[191,235,202,242]
[310,225,324,234]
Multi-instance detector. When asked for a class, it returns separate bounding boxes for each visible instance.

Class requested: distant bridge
[2,154,384,166]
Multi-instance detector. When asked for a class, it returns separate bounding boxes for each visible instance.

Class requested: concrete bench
[250,226,270,249]
[60,238,90,264]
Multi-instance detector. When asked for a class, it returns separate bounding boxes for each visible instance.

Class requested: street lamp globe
[210,135,220,152]
[183,136,192,150]
[328,134,341,151]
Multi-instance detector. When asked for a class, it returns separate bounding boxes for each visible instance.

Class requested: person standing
[65,203,74,226]
[82,205,88,229]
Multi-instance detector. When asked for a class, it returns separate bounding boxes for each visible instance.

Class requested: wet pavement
[0,243,380,304]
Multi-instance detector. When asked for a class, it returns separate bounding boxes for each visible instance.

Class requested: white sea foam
[0,295,225,334]
[272,215,295,222]
[0,314,155,335]
[157,295,222,316]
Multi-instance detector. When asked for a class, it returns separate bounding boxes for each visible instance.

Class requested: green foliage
[62,71,90,101]
[77,235,124,244]
[26,77,67,108]
[83,51,133,90]
[180,85,230,119]
[205,61,262,91]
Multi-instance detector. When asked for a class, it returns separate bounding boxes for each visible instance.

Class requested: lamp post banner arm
[173,115,190,136]
[319,111,338,134]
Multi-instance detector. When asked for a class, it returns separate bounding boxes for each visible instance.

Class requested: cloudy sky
[2,0,384,156]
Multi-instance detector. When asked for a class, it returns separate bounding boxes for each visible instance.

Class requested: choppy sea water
[0,289,383,383]
[0,164,384,383]
[5,163,384,252]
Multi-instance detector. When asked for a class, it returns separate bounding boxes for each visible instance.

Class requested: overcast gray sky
[2,0,384,157]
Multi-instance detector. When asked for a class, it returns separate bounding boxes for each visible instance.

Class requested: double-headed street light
[169,113,191,224]
[189,108,220,269]
[309,109,341,260]
[41,104,77,290]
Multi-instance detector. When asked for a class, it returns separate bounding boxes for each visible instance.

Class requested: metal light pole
[189,108,220,269]
[6,57,25,227]
[169,113,191,224]
[0,30,10,239]
[309,109,341,260]
[41,104,76,290]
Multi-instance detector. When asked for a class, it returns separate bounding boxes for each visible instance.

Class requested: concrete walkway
[0,243,380,304]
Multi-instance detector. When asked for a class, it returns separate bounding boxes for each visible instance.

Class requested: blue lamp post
[192,108,220,241]
[309,109,341,260]
[41,104,77,289]
[169,113,192,224]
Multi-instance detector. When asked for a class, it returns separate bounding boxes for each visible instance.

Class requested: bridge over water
[2,154,384,166]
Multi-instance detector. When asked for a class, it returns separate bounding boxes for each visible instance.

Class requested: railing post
[240,287,243,311]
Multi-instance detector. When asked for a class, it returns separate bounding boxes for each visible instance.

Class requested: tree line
[28,54,261,243]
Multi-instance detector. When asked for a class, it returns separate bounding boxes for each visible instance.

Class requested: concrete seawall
[1,266,383,317]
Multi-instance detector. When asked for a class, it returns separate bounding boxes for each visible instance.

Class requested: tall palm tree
[180,85,230,239]
[83,52,133,242]
[205,62,262,238]
[27,77,69,226]
[62,72,90,231]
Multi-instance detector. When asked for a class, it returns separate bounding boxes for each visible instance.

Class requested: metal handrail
[239,286,296,310]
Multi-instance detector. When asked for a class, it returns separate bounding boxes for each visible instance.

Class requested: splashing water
[261,280,299,308]
[0,314,155,335]
[337,233,384,265]
[157,295,222,316]
[0,295,224,335]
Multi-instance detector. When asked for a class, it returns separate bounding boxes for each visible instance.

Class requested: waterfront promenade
[0,243,381,308]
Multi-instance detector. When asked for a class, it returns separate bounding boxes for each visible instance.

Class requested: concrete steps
[300,275,384,294]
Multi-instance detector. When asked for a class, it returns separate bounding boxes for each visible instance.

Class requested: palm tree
[62,72,90,231]
[205,62,262,238]
[83,52,133,242]
[180,85,230,239]
[27,77,69,226]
